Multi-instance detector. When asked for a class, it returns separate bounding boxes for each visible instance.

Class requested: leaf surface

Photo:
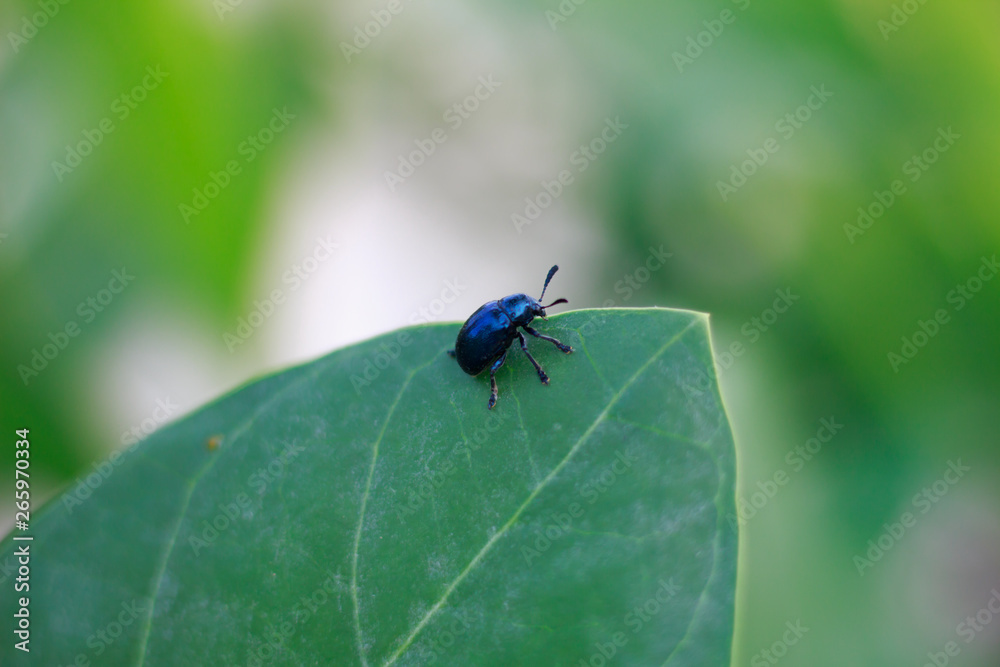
[1,308,737,667]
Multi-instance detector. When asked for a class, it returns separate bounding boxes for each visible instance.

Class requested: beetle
[448,264,573,409]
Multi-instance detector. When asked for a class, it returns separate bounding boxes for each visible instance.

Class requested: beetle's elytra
[448,265,573,409]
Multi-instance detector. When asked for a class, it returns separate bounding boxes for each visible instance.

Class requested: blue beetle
[448,265,573,409]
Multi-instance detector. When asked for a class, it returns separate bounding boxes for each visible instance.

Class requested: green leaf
[1,308,737,666]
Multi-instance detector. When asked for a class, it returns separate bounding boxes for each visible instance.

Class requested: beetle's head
[536,264,568,320]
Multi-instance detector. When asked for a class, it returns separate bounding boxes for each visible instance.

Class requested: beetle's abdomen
[454,302,513,375]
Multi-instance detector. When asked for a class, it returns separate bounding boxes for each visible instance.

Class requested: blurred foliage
[1,2,327,475]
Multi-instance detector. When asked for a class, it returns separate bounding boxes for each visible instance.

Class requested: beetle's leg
[488,352,507,410]
[446,349,456,358]
[516,331,549,385]
[523,325,573,354]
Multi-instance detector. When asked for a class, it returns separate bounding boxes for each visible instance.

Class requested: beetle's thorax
[497,294,541,326]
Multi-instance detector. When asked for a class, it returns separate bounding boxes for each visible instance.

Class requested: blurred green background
[2,0,999,664]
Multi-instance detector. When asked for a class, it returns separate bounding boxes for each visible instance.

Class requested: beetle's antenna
[539,265,559,301]
[541,298,568,309]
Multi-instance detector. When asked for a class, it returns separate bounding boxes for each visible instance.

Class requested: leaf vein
[572,327,613,391]
[660,450,725,666]
[507,375,540,484]
[134,364,324,666]
[351,355,439,667]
